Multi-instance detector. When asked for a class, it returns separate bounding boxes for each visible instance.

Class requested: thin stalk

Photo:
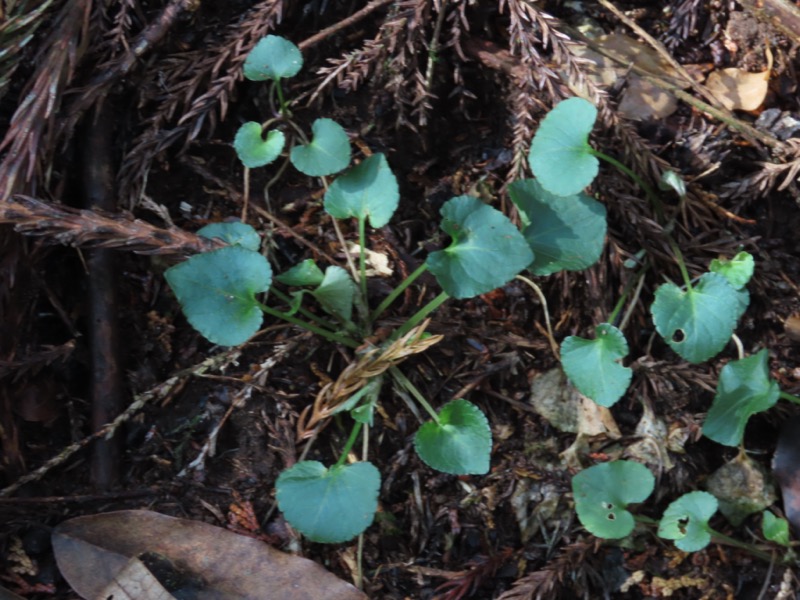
[258,303,359,348]
[515,275,558,359]
[780,391,800,405]
[370,262,429,322]
[269,287,337,331]
[241,167,250,222]
[358,217,368,308]
[390,366,440,424]
[275,80,288,116]
[332,420,363,469]
[710,528,774,563]
[392,291,449,339]
[619,267,648,332]
[608,265,648,327]
[591,149,664,220]
[591,149,693,289]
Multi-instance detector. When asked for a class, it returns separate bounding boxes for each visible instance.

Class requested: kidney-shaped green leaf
[276,259,325,287]
[425,196,533,299]
[312,266,355,322]
[414,399,492,475]
[561,323,632,408]
[234,123,285,169]
[509,179,606,275]
[702,349,779,447]
[243,35,303,81]
[658,491,718,552]
[290,118,351,177]
[529,97,599,197]
[165,246,271,346]
[572,460,655,539]
[762,510,791,546]
[324,154,399,228]
[651,272,743,363]
[198,221,261,252]
[276,460,380,543]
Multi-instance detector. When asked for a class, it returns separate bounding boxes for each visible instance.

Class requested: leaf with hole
[414,399,492,475]
[509,179,606,276]
[658,491,718,552]
[276,460,380,543]
[425,196,533,299]
[276,259,325,287]
[762,510,791,546]
[528,97,599,197]
[324,154,399,228]
[234,123,285,169]
[702,349,779,447]
[651,272,743,363]
[165,246,271,346]
[198,221,261,252]
[312,266,355,322]
[572,460,655,539]
[290,118,351,177]
[243,35,303,81]
[561,323,632,408]
[709,251,754,291]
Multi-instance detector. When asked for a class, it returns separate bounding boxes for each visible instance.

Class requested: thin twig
[298,0,395,51]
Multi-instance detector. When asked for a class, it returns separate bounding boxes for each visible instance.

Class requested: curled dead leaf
[52,510,367,600]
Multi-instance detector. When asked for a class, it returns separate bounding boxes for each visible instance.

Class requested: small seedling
[762,510,791,547]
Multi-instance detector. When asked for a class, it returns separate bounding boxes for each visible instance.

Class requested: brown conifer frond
[308,35,389,105]
[118,0,284,208]
[0,0,58,102]
[0,0,91,198]
[0,195,222,256]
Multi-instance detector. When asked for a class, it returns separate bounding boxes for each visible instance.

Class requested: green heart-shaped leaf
[414,399,492,475]
[275,259,325,287]
[234,123,285,169]
[702,349,779,446]
[312,266,355,322]
[509,179,606,275]
[651,272,743,363]
[165,246,272,346]
[709,251,754,290]
[425,196,533,299]
[529,97,599,197]
[762,510,791,546]
[290,118,351,176]
[561,323,632,408]
[276,460,380,543]
[243,35,303,81]
[198,221,261,252]
[572,460,655,539]
[658,491,718,552]
[324,153,399,228]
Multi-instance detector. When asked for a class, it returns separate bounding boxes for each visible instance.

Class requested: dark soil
[2,0,800,598]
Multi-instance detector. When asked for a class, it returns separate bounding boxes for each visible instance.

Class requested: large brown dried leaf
[52,510,367,600]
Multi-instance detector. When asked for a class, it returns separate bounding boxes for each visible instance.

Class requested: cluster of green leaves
[573,460,790,554]
[528,98,795,551]
[165,35,545,544]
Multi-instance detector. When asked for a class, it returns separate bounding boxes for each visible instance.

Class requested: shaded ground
[1,0,800,598]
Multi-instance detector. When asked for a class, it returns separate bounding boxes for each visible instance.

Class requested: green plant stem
[389,366,440,424]
[780,391,800,405]
[591,149,693,290]
[275,80,288,116]
[258,302,359,348]
[370,262,429,322]
[608,265,648,326]
[332,420,363,469]
[392,291,449,340]
[358,217,368,309]
[269,287,337,330]
[710,528,774,563]
[590,149,664,220]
